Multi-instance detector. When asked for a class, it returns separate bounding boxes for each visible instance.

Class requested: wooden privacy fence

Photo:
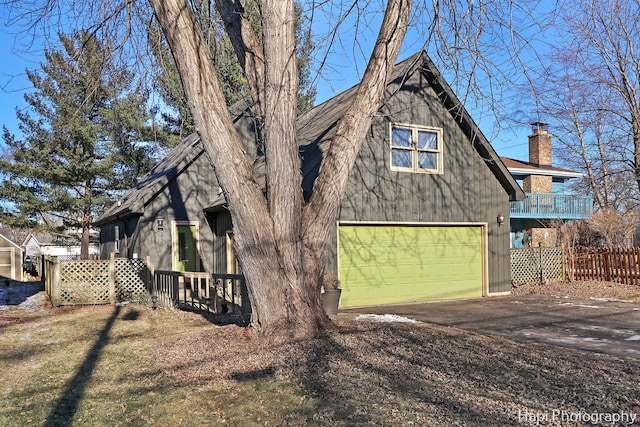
[511,247,565,284]
[567,247,640,285]
[44,254,151,306]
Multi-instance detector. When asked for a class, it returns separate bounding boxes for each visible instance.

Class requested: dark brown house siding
[97,99,259,273]
[100,52,521,301]
[209,211,234,274]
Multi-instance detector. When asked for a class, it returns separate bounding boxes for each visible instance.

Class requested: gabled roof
[95,133,204,225]
[210,50,524,208]
[0,234,23,251]
[22,233,40,247]
[96,98,256,226]
[501,157,583,179]
[109,51,524,219]
[409,52,524,201]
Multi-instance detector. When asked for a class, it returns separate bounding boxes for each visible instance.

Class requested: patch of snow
[557,302,603,309]
[581,325,636,335]
[0,282,46,311]
[354,314,418,323]
[625,335,640,341]
[590,297,632,303]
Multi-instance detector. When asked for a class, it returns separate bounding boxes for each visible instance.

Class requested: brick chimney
[523,121,553,194]
[528,122,552,167]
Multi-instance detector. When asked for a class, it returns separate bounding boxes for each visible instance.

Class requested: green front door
[175,224,197,272]
[338,225,484,307]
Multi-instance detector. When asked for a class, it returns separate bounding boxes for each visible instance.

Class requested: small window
[390,124,443,173]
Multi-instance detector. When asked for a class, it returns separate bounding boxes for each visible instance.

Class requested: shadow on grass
[0,280,44,306]
[45,306,121,427]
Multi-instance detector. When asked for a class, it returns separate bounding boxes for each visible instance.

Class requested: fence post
[539,243,544,283]
[145,256,156,307]
[145,256,154,287]
[109,252,116,304]
[562,245,573,281]
[603,249,611,282]
[630,248,638,286]
[52,256,60,307]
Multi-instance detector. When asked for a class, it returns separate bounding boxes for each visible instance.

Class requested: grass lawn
[1,300,639,426]
[0,305,312,426]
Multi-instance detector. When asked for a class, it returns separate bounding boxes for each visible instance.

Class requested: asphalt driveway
[343,295,640,361]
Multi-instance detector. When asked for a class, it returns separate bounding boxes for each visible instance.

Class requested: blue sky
[0,28,38,139]
[0,7,533,162]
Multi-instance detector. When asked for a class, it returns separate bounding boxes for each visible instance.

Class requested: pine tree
[148,0,316,145]
[0,30,158,258]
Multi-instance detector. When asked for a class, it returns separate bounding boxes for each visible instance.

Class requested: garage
[338,224,485,307]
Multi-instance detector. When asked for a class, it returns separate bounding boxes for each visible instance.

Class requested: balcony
[510,193,593,220]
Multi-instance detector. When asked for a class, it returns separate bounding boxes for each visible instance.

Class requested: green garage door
[338,225,484,307]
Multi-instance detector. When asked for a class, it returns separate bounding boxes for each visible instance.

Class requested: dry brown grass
[1,285,640,426]
[512,280,640,302]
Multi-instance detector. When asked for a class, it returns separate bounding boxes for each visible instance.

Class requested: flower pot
[322,289,342,316]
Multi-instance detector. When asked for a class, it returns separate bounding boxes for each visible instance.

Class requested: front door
[175,224,197,272]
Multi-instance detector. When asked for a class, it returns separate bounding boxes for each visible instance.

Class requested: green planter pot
[322,289,342,316]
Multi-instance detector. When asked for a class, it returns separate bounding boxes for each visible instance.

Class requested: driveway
[343,295,640,361]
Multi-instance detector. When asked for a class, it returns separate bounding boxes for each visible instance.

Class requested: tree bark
[81,182,91,260]
[302,0,411,270]
[214,0,265,120]
[149,0,411,338]
[150,0,280,326]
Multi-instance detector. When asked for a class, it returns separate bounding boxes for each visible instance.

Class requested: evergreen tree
[0,30,158,258]
[148,0,316,145]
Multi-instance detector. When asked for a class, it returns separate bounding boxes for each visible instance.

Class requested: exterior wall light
[497,213,505,226]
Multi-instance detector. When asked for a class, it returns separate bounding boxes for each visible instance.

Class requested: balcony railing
[510,193,593,220]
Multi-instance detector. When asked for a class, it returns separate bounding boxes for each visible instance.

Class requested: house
[96,51,525,308]
[503,122,593,248]
[94,98,258,273]
[0,233,25,281]
[23,232,99,260]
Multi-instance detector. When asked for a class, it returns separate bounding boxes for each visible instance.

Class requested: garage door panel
[339,225,483,307]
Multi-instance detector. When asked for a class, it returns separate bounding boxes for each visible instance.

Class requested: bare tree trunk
[633,123,640,193]
[150,0,286,331]
[302,0,411,268]
[81,219,90,260]
[81,183,91,260]
[150,0,411,338]
[214,0,265,121]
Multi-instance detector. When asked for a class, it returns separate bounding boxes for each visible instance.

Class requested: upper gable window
[390,124,443,173]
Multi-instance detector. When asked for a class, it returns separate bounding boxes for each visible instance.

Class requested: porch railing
[152,270,250,315]
[510,193,593,219]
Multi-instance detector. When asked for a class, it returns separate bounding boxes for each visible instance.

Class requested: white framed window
[390,123,443,173]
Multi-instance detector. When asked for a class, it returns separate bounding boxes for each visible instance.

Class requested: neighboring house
[0,234,25,281]
[502,122,593,248]
[22,232,99,259]
[22,233,45,259]
[97,51,525,308]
